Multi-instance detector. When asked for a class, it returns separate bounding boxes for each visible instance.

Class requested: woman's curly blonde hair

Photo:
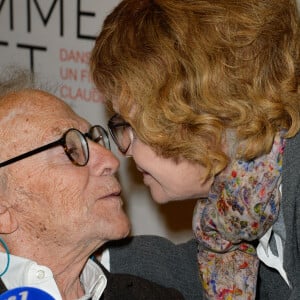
[90,0,300,179]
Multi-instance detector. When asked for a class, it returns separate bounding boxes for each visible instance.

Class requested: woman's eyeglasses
[0,125,110,168]
[108,114,134,154]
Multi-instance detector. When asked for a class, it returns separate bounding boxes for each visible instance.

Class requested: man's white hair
[0,65,55,97]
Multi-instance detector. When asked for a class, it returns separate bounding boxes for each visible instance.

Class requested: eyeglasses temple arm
[0,139,64,168]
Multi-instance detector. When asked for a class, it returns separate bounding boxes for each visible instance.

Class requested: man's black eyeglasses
[0,125,110,168]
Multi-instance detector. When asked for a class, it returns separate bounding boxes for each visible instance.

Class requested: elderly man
[0,71,183,300]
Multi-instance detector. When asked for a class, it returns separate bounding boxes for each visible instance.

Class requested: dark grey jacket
[257,131,300,300]
[108,132,300,300]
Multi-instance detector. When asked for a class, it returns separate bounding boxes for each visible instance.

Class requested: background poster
[0,0,194,243]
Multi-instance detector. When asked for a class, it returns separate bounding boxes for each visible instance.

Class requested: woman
[90,0,300,299]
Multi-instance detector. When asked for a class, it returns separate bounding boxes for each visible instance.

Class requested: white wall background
[0,0,194,243]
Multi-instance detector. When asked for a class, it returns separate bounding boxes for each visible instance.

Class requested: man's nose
[88,141,120,176]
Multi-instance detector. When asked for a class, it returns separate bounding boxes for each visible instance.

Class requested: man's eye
[67,147,80,159]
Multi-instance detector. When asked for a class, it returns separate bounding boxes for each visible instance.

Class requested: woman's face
[127,136,213,203]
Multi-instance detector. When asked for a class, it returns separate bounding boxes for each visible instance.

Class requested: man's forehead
[0,90,75,120]
[0,89,89,138]
[1,89,67,109]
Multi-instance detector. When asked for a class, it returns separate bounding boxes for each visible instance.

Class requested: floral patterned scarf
[193,133,286,299]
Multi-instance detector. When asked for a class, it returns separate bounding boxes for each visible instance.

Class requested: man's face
[0,90,130,254]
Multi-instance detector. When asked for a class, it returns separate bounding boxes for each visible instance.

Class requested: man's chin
[114,218,131,240]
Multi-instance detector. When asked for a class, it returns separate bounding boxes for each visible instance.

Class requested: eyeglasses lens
[89,126,110,150]
[65,129,88,166]
[114,125,132,153]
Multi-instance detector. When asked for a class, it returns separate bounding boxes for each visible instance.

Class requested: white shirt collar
[0,253,107,300]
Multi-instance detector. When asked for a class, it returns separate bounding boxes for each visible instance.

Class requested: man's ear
[0,204,18,234]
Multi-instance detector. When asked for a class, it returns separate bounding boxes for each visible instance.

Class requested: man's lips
[109,190,121,197]
[102,189,121,198]
[99,181,122,199]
